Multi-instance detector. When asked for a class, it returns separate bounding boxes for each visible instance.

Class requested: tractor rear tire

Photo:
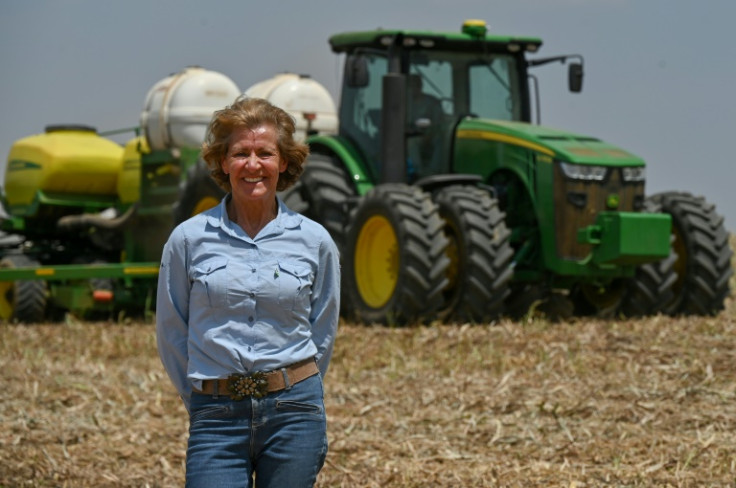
[618,196,678,317]
[174,160,225,224]
[0,254,47,323]
[344,184,449,325]
[434,185,513,323]
[650,191,733,315]
[279,153,355,252]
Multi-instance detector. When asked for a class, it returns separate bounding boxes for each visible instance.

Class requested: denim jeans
[185,374,327,488]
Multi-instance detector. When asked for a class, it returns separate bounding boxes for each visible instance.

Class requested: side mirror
[569,62,583,93]
[346,55,369,88]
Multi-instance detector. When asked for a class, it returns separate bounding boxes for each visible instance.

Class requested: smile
[243,177,264,183]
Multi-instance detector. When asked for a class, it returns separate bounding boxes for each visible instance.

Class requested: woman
[156,96,340,487]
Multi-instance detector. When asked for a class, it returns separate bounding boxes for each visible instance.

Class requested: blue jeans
[185,374,327,488]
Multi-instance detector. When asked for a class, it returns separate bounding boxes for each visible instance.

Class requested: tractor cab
[330,20,549,183]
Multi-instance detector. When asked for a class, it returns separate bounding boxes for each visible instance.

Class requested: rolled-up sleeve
[309,236,340,379]
[156,226,193,412]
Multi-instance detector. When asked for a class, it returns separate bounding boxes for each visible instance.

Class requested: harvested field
[1,239,735,487]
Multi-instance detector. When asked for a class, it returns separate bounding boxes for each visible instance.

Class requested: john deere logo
[606,194,620,209]
[8,160,42,171]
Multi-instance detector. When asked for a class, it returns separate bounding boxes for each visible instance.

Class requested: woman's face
[221,124,287,205]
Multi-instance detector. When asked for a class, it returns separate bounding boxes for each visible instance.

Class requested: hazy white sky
[1,0,734,230]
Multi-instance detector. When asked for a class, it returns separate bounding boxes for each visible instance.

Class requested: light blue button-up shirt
[156,195,340,412]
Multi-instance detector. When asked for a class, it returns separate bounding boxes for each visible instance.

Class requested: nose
[243,152,260,169]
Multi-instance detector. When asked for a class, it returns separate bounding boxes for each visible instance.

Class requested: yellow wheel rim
[354,215,398,308]
[0,280,13,320]
[192,196,220,216]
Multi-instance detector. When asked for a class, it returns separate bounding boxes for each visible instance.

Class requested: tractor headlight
[559,162,608,181]
[622,166,646,182]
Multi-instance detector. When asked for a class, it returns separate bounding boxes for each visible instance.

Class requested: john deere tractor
[278,19,732,324]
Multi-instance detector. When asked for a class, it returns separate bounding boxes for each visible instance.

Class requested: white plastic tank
[140,66,241,150]
[244,73,338,141]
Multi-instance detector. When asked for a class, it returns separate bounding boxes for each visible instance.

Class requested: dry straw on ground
[1,237,735,487]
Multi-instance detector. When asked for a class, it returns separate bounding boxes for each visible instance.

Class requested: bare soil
[1,242,735,487]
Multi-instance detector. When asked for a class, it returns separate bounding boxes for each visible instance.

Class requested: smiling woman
[156,97,341,487]
[220,124,287,237]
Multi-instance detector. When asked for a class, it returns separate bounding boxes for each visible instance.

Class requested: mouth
[242,177,264,183]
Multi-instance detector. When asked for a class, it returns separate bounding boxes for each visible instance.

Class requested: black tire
[173,160,225,225]
[434,185,514,322]
[650,191,733,316]
[0,254,47,323]
[344,184,450,325]
[279,153,355,252]
[618,197,678,317]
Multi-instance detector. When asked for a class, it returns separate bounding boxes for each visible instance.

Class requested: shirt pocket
[276,260,313,312]
[191,259,229,308]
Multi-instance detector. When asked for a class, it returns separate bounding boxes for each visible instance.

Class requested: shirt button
[248,316,254,322]
[251,268,256,273]
[249,292,255,298]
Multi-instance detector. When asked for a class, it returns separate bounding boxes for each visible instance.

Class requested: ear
[279,158,288,173]
[221,158,229,175]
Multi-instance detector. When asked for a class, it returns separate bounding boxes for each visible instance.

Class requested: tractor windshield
[408,50,523,122]
[405,50,523,179]
[338,48,526,182]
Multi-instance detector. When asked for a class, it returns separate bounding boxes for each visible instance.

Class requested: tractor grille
[553,163,645,260]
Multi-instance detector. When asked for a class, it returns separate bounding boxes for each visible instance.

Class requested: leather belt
[195,358,319,399]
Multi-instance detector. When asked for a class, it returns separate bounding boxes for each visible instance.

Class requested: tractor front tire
[651,191,733,316]
[0,254,47,323]
[434,185,514,323]
[344,184,449,325]
[618,196,678,317]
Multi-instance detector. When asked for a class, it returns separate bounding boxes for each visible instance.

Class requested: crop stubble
[1,238,735,487]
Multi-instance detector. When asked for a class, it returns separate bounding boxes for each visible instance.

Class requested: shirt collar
[205,194,303,238]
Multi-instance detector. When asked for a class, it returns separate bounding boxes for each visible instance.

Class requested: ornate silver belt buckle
[227,371,269,400]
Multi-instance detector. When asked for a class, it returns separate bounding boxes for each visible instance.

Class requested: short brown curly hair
[201,96,308,192]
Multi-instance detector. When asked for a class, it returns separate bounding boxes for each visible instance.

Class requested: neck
[228,197,278,238]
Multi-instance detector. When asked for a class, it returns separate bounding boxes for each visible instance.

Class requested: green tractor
[279,20,733,324]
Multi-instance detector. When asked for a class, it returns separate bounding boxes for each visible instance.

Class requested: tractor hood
[456,118,645,166]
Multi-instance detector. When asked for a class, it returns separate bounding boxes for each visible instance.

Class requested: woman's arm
[309,235,340,378]
[155,226,193,411]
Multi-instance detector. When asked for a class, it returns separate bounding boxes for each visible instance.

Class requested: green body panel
[452,118,658,281]
[455,119,645,167]
[307,134,376,196]
[0,262,159,281]
[578,212,672,266]
[316,112,663,283]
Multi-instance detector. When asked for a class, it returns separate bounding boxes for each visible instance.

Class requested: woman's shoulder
[166,205,224,245]
[280,203,328,236]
